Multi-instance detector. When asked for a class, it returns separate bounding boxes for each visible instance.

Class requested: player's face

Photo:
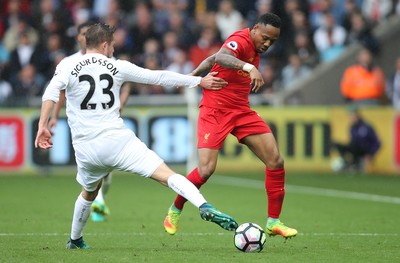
[104,40,115,58]
[77,26,89,52]
[252,24,280,53]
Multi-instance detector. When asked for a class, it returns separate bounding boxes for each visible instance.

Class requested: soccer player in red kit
[164,13,298,238]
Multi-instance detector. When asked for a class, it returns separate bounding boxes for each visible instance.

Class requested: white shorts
[73,128,164,191]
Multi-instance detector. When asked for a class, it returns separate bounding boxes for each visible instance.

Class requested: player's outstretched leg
[265,218,298,239]
[66,236,90,249]
[199,203,238,231]
[164,204,182,235]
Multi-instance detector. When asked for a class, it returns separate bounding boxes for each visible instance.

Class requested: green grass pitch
[1,170,399,263]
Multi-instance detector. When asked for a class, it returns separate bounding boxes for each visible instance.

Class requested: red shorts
[197,106,271,149]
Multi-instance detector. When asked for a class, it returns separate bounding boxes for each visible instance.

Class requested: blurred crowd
[1,0,400,106]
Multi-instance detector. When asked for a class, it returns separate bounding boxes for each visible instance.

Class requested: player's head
[76,21,95,53]
[85,23,115,58]
[251,13,281,53]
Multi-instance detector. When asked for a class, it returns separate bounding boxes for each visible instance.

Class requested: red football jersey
[199,28,260,109]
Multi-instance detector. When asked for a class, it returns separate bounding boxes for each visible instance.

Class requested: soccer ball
[234,222,267,253]
[331,157,345,172]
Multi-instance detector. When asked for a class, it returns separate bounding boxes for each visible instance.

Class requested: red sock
[265,167,285,218]
[173,168,207,210]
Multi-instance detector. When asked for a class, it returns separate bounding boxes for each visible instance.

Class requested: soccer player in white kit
[48,21,113,223]
[35,23,238,249]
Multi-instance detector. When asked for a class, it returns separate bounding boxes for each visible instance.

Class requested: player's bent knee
[197,166,215,179]
[267,156,284,169]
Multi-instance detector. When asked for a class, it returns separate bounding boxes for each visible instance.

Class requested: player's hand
[199,72,228,90]
[249,68,264,93]
[34,128,53,149]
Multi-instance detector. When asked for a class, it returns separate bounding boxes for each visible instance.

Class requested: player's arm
[35,100,55,149]
[215,48,264,93]
[36,59,68,149]
[123,61,227,90]
[191,54,217,76]
[48,90,66,130]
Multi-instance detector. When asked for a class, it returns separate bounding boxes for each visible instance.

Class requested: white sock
[167,174,207,208]
[70,194,92,240]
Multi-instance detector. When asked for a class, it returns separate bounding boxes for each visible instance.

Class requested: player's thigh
[197,107,234,149]
[115,131,164,178]
[232,112,282,166]
[74,144,109,192]
[243,133,284,168]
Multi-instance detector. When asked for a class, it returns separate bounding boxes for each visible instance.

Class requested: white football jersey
[42,53,201,144]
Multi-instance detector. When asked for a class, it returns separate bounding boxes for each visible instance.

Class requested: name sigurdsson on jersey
[71,56,119,77]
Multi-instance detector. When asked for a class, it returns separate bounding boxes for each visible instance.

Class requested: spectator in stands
[0,69,12,105]
[291,10,311,36]
[2,15,39,53]
[281,53,312,89]
[386,56,400,110]
[340,48,385,106]
[280,0,309,48]
[0,42,9,66]
[66,0,93,26]
[259,63,280,103]
[92,0,112,20]
[188,27,221,68]
[152,0,190,36]
[361,0,392,26]
[6,30,47,87]
[246,0,274,27]
[101,0,125,22]
[33,0,71,48]
[313,12,347,62]
[309,0,335,30]
[331,107,381,172]
[42,33,67,79]
[166,11,195,50]
[11,63,46,104]
[129,2,159,64]
[137,38,163,69]
[151,0,171,35]
[345,11,380,54]
[1,0,32,39]
[130,52,165,95]
[341,0,362,31]
[111,26,131,59]
[165,48,193,75]
[215,0,244,40]
[165,49,193,94]
[162,31,180,68]
[290,30,319,68]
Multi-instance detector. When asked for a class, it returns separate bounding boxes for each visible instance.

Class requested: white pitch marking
[210,175,400,205]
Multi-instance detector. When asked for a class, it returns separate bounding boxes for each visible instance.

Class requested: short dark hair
[85,23,115,48]
[77,21,96,34]
[256,13,281,28]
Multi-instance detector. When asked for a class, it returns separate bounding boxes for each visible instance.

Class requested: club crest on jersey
[227,41,238,50]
